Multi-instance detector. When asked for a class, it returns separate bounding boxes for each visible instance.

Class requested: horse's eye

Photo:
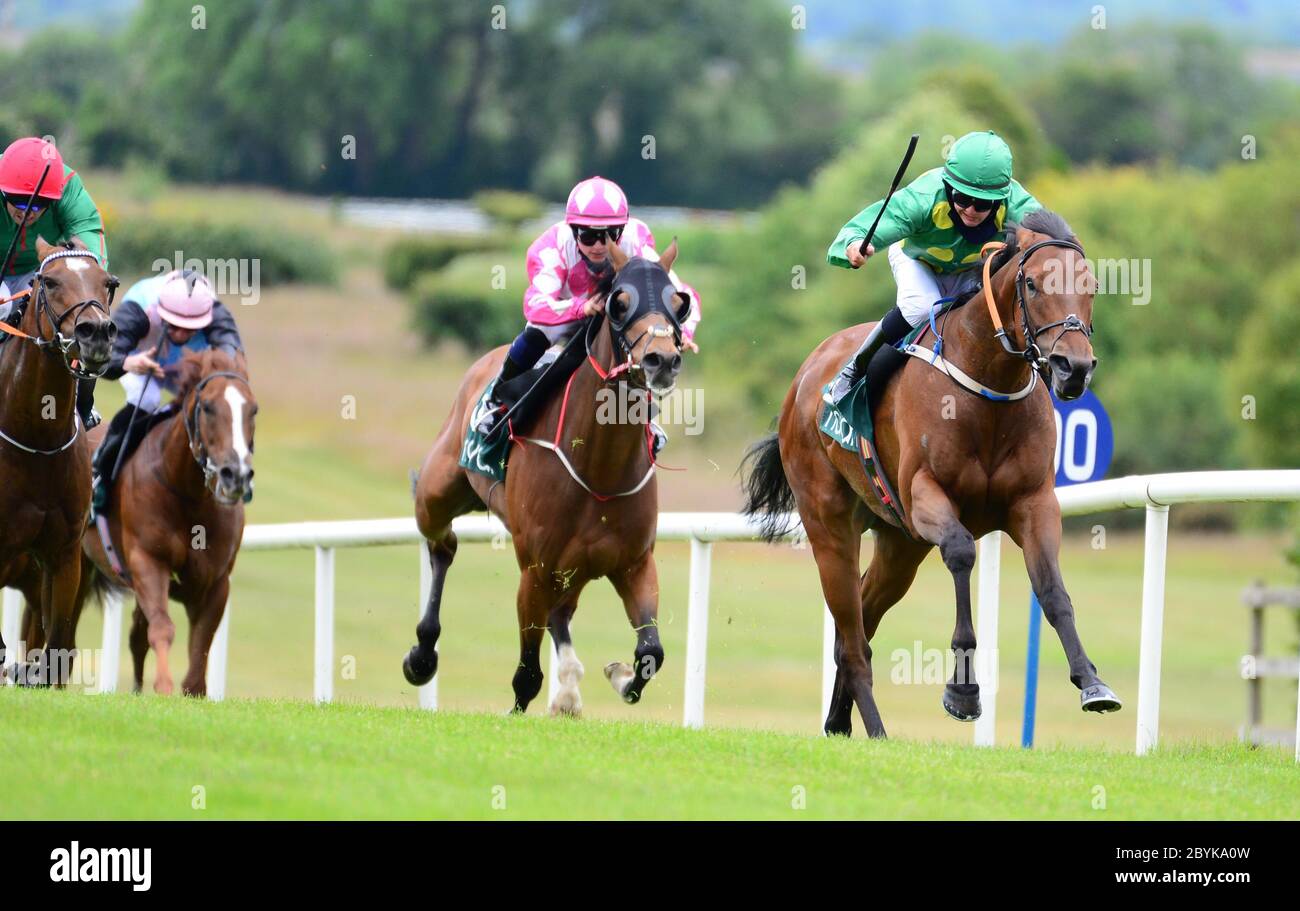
[201,401,214,414]
[1024,276,1037,293]
[43,278,58,289]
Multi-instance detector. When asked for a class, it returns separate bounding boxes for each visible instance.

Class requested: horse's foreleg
[127,553,176,695]
[605,553,663,705]
[403,531,458,687]
[547,592,586,716]
[1008,493,1122,713]
[909,471,980,722]
[37,549,82,687]
[180,578,229,697]
[511,568,553,713]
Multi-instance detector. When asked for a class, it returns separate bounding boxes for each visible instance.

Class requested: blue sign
[1051,388,1113,487]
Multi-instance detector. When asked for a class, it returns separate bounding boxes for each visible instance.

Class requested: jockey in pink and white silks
[475,176,701,442]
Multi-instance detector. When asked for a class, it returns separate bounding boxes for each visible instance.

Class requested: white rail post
[974,532,1002,747]
[207,599,230,701]
[96,590,123,694]
[821,605,834,726]
[682,537,712,728]
[3,588,22,684]
[314,546,335,704]
[1135,503,1170,755]
[417,544,437,711]
[1294,657,1300,763]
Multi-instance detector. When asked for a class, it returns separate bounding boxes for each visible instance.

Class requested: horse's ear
[658,238,678,272]
[34,236,55,261]
[607,241,629,273]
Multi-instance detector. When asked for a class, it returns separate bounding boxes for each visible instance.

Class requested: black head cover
[606,257,686,341]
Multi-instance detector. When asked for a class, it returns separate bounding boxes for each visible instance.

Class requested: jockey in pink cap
[90,268,245,508]
[475,176,701,443]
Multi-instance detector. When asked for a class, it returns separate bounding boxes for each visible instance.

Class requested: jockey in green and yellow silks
[824,130,1042,405]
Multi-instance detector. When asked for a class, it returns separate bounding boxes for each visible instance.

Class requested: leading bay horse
[0,238,117,685]
[75,348,255,695]
[742,210,1121,737]
[403,241,692,715]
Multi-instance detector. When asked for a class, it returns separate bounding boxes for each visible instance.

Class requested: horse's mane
[170,348,246,403]
[988,207,1082,273]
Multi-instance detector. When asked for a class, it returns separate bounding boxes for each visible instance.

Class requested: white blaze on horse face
[64,258,89,272]
[549,642,585,716]
[224,385,251,472]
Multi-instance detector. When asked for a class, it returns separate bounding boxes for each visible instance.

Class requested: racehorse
[76,348,255,695]
[0,238,117,685]
[403,241,692,715]
[742,210,1121,738]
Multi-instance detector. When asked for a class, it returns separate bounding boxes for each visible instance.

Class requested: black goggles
[949,189,996,213]
[572,224,624,246]
[3,192,53,213]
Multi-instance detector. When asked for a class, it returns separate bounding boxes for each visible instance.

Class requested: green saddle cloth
[458,379,513,482]
[819,372,873,453]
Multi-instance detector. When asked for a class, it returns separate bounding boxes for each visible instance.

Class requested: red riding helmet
[0,137,68,200]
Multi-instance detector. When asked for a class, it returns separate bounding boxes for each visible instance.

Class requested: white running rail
[3,470,1298,757]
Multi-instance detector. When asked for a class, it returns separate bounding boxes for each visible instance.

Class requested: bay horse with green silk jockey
[742,209,1121,738]
[403,240,692,715]
[0,237,118,685]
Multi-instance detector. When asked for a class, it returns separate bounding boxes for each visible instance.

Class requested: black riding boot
[824,306,914,406]
[91,405,140,511]
[77,377,100,429]
[476,327,550,436]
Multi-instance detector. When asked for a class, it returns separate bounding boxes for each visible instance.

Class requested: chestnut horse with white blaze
[403,241,691,715]
[743,211,1121,738]
[75,348,255,695]
[0,238,117,685]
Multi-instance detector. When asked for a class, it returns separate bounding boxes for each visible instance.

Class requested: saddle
[459,319,593,482]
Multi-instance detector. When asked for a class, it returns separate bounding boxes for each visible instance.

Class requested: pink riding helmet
[565,176,629,227]
[157,270,216,330]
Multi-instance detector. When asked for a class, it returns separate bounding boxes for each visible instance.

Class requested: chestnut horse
[75,348,255,695]
[0,238,117,685]
[742,211,1121,738]
[403,241,691,715]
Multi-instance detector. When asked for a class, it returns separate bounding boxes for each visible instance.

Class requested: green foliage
[1230,261,1300,468]
[471,190,544,231]
[107,216,337,287]
[408,254,523,351]
[382,235,489,291]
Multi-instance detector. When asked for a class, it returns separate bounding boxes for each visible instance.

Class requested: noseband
[982,238,1093,382]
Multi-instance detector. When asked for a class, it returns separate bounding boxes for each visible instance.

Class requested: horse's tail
[80,552,126,611]
[740,431,798,543]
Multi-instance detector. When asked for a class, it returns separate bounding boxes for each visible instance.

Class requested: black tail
[740,431,798,543]
[82,553,126,609]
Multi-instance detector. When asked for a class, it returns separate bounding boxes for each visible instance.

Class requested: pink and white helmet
[564,176,628,227]
[157,269,216,330]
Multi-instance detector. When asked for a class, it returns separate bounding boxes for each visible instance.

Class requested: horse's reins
[0,249,118,455]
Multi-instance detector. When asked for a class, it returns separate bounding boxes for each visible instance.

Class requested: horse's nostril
[669,354,682,373]
[1048,354,1072,376]
[74,323,95,342]
[643,353,662,370]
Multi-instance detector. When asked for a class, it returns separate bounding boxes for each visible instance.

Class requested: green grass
[2,691,1294,820]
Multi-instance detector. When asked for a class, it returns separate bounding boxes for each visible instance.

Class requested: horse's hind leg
[402,531,458,687]
[825,526,931,735]
[604,553,664,705]
[180,578,229,697]
[128,605,148,693]
[909,471,981,721]
[1008,491,1120,713]
[510,568,553,713]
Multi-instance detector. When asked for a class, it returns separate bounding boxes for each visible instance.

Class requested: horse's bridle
[984,238,1093,382]
[183,369,253,497]
[8,248,120,379]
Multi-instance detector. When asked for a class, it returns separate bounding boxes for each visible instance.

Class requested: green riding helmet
[943,130,1014,201]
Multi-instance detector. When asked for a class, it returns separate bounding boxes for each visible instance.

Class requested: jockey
[91,269,244,502]
[824,130,1042,405]
[474,175,701,444]
[0,136,110,428]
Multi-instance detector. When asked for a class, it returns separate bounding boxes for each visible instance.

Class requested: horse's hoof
[549,692,583,717]
[1081,683,1122,713]
[402,648,437,687]
[942,685,982,722]
[823,720,851,738]
[603,661,635,702]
